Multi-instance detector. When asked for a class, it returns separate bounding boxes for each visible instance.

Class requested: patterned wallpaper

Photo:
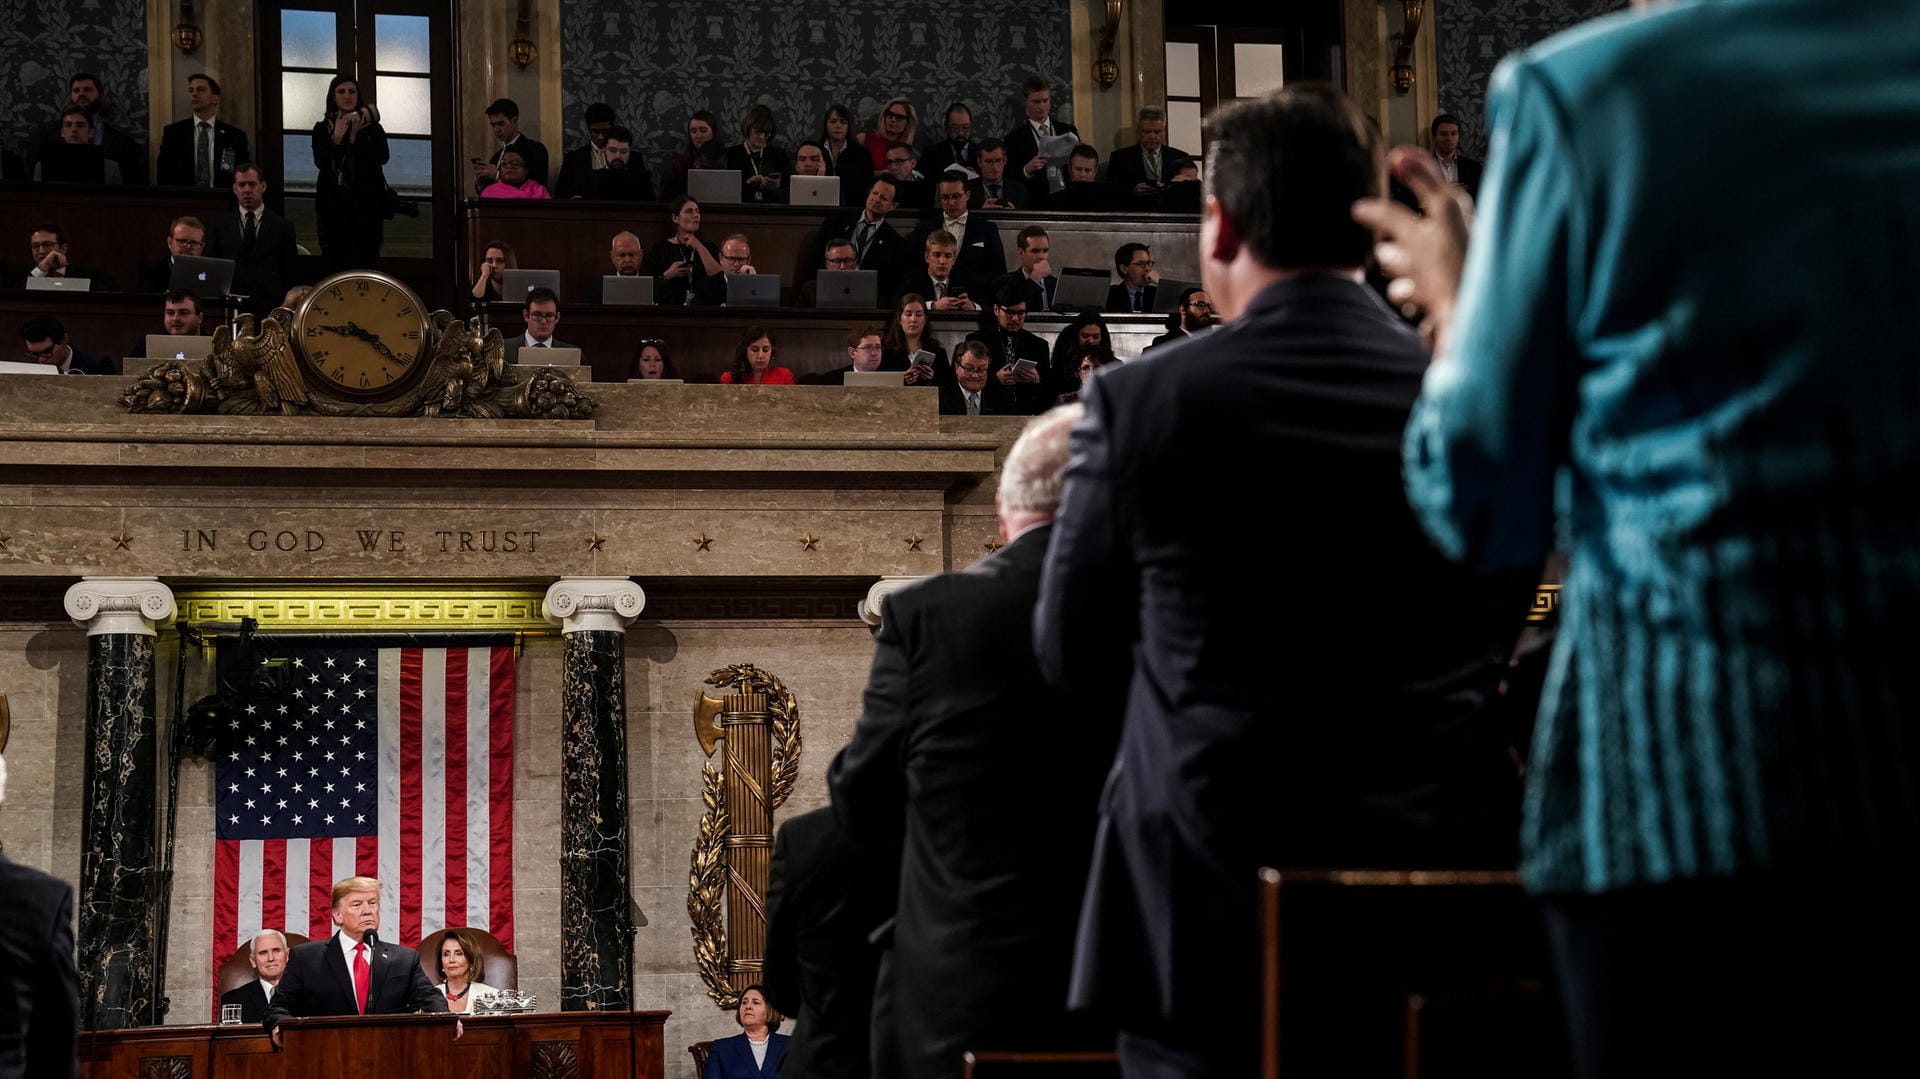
[1435,0,1627,159]
[0,0,149,161]
[558,1,1073,176]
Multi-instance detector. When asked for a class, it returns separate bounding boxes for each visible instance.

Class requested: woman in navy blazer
[702,984,788,1079]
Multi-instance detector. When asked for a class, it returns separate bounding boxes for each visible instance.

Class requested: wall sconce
[1391,0,1424,95]
[509,0,537,69]
[1095,0,1123,90]
[172,0,204,54]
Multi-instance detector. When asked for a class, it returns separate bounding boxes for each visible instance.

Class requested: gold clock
[292,270,432,400]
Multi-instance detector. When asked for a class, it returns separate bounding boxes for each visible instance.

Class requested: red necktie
[353,942,370,1015]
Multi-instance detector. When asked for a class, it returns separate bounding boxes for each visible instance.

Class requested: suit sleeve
[36,884,79,1079]
[406,955,450,1013]
[761,825,801,1018]
[156,125,184,186]
[1035,373,1136,697]
[262,948,307,1034]
[1402,57,1579,571]
[828,597,913,854]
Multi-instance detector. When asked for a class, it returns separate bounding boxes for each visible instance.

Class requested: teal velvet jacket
[1405,0,1920,894]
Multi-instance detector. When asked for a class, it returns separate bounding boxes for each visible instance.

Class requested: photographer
[311,76,388,273]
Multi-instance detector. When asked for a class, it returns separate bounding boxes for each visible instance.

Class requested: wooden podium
[78,1009,670,1079]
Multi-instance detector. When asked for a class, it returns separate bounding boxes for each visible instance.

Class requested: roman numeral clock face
[293,272,431,399]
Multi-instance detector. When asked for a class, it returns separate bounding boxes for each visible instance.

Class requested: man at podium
[263,876,448,1045]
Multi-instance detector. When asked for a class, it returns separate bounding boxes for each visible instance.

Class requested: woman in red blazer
[719,326,795,385]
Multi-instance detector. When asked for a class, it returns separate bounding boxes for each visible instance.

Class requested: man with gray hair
[829,405,1115,1079]
[1107,105,1194,208]
[0,753,82,1078]
[219,929,290,1023]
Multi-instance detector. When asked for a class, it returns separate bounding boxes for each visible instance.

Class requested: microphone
[361,928,380,951]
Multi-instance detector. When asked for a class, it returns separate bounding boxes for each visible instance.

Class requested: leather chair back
[415,926,518,990]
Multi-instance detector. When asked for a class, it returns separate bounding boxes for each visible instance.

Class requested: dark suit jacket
[994,270,1058,312]
[967,328,1056,413]
[156,116,252,188]
[892,269,975,310]
[1033,275,1533,1042]
[967,173,1029,210]
[702,1031,789,1079]
[1449,154,1484,199]
[936,380,1018,416]
[818,209,906,299]
[584,163,655,202]
[1105,143,1192,207]
[31,120,144,185]
[262,933,448,1034]
[67,351,116,375]
[830,526,1115,1079]
[919,138,976,178]
[136,258,177,293]
[552,143,596,199]
[207,207,300,316]
[0,854,78,1079]
[477,135,550,193]
[1034,181,1122,213]
[826,145,874,206]
[763,807,895,1079]
[503,334,576,364]
[1106,282,1157,314]
[906,214,1005,299]
[219,980,273,1024]
[1001,119,1079,185]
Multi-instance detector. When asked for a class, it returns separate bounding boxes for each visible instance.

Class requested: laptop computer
[724,274,782,307]
[169,255,237,298]
[687,169,743,205]
[0,360,60,375]
[25,276,90,291]
[1054,268,1111,311]
[843,370,906,388]
[529,346,583,367]
[812,269,877,309]
[502,268,562,301]
[1153,279,1202,312]
[789,175,840,207]
[145,334,215,360]
[601,276,655,305]
[35,142,111,184]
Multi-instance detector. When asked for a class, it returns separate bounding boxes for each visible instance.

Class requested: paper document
[1038,133,1081,166]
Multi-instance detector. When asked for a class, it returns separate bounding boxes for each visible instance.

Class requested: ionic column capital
[858,576,924,628]
[543,577,646,635]
[65,577,175,637]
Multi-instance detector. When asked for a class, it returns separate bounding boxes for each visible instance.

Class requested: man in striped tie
[263,876,448,1045]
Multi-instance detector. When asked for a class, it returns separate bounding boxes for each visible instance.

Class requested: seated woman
[636,196,721,307]
[855,97,917,173]
[701,985,787,1079]
[662,111,720,199]
[632,338,679,380]
[725,105,792,204]
[1055,341,1117,406]
[435,929,499,1014]
[880,293,951,387]
[719,327,794,385]
[1049,310,1111,373]
[817,103,872,204]
[469,239,516,303]
[479,149,550,199]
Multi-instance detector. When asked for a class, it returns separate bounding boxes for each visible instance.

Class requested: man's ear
[1202,195,1240,264]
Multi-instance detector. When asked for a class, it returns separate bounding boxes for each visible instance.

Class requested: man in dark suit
[763,806,896,1079]
[126,290,205,359]
[1034,146,1120,212]
[993,226,1058,312]
[970,286,1057,413]
[1002,75,1077,196]
[0,754,80,1079]
[206,166,299,318]
[136,216,208,293]
[552,102,615,200]
[809,325,888,386]
[937,340,1020,415]
[263,875,448,1044]
[471,98,550,194]
[907,173,1005,300]
[832,405,1114,1079]
[894,231,979,312]
[1105,242,1159,313]
[1429,112,1483,200]
[219,930,289,1024]
[20,316,114,374]
[1106,106,1193,210]
[21,225,108,290]
[1146,287,1215,351]
[156,73,252,188]
[1033,85,1531,1079]
[919,102,978,179]
[502,288,573,363]
[819,177,907,300]
[29,72,145,185]
[967,139,1028,210]
[582,126,655,201]
[797,238,859,308]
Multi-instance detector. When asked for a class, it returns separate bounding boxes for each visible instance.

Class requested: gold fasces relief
[688,664,802,1008]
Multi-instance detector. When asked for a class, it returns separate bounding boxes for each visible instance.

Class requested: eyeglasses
[1129,258,1155,268]
[526,310,558,320]
[884,111,909,121]
[1186,300,1213,310]
[887,156,912,165]
[172,237,205,250]
[721,254,750,263]
[853,344,882,352]
[23,341,59,359]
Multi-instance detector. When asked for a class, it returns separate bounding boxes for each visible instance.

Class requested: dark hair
[605,124,633,144]
[954,339,993,367]
[485,97,519,120]
[937,170,969,191]
[1205,82,1381,269]
[632,338,677,379]
[497,148,527,169]
[867,175,898,196]
[845,323,885,349]
[524,286,558,309]
[1069,144,1100,164]
[1114,242,1150,269]
[1070,340,1118,374]
[1177,287,1206,311]
[481,238,517,270]
[584,102,616,125]
[822,235,857,260]
[188,72,221,95]
[736,984,783,1032]
[1430,112,1463,137]
[883,293,927,353]
[233,162,264,181]
[740,104,776,139]
[1017,226,1049,250]
[945,101,971,120]
[1051,310,1110,370]
[820,103,854,141]
[668,194,699,218]
[977,137,1006,155]
[436,929,487,984]
[1021,75,1052,97]
[58,105,88,122]
[993,283,1028,309]
[162,289,201,314]
[795,140,827,160]
[19,315,67,344]
[684,110,720,154]
[69,72,100,92]
[728,326,774,385]
[323,75,359,119]
[31,224,65,245]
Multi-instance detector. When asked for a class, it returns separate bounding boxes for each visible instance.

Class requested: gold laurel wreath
[705,663,803,809]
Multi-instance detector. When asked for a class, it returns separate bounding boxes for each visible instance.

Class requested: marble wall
[1434,0,1627,158]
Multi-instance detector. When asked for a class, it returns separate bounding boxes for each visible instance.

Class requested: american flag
[212,639,516,1008]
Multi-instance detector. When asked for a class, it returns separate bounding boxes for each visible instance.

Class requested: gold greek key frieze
[172,585,549,630]
[1527,585,1561,622]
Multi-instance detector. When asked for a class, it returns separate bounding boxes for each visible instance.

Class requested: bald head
[609,231,643,276]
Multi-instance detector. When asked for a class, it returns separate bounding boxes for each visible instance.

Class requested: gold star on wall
[584,533,606,552]
[982,538,1003,553]
[693,534,714,552]
[904,533,925,552]
[799,533,820,552]
[110,531,133,550]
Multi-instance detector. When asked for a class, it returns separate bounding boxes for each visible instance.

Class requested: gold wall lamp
[172,0,204,54]
[1392,0,1425,95]
[509,0,538,68]
[1096,0,1123,90]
